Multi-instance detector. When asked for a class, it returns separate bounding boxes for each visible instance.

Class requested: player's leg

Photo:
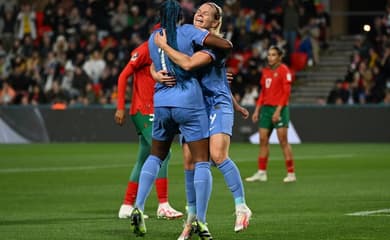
[138,118,183,219]
[245,128,271,182]
[246,106,273,182]
[130,138,172,236]
[177,107,212,238]
[178,143,196,240]
[210,133,252,232]
[156,150,184,219]
[119,113,151,219]
[131,107,175,236]
[276,127,296,183]
[275,106,296,183]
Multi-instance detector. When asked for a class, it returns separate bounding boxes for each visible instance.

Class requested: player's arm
[273,68,292,123]
[232,93,249,119]
[150,63,176,87]
[115,59,136,126]
[252,75,265,123]
[155,30,213,71]
[204,33,233,50]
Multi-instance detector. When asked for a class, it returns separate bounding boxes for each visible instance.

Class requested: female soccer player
[114,39,183,220]
[129,1,232,238]
[245,45,297,183]
[154,2,252,238]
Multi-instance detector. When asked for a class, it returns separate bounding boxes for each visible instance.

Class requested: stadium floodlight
[363,24,371,32]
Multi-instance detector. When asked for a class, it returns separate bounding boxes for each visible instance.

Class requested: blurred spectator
[82,50,106,83]
[327,79,349,104]
[315,3,331,49]
[1,8,17,51]
[110,1,128,39]
[52,35,68,65]
[46,80,68,104]
[16,3,36,40]
[0,81,16,105]
[240,85,258,106]
[43,0,58,27]
[72,65,90,98]
[29,84,47,105]
[282,0,299,55]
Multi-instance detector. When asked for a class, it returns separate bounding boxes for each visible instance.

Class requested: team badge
[131,52,139,61]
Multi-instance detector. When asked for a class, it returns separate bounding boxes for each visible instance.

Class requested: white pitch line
[346,209,390,216]
[0,154,355,174]
[0,164,129,173]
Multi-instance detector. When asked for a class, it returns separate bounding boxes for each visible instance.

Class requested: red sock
[123,182,138,205]
[258,157,268,171]
[155,178,168,203]
[285,159,295,173]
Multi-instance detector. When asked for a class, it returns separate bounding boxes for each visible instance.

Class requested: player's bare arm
[150,63,176,87]
[154,30,212,71]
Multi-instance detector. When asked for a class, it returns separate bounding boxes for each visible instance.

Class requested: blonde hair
[205,2,223,37]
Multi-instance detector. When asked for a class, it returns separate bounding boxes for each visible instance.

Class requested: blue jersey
[197,48,233,113]
[148,24,210,109]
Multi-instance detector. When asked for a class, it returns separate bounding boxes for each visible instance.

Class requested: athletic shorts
[153,107,209,143]
[131,112,153,144]
[208,104,233,136]
[258,105,289,130]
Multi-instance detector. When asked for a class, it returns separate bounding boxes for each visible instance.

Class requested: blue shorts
[208,104,233,136]
[153,107,209,143]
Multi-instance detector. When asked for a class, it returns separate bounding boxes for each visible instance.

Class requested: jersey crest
[130,52,139,61]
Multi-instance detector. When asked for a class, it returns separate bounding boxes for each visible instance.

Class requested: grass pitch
[0,143,389,240]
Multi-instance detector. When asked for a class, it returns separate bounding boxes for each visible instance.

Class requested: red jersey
[256,63,292,107]
[117,41,155,115]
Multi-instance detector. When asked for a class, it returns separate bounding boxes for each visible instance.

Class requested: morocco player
[245,45,297,183]
[114,41,183,219]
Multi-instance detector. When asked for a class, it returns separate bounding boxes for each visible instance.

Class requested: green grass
[0,143,390,240]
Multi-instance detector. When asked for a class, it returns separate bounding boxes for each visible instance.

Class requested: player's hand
[154,29,167,48]
[115,109,126,126]
[272,112,281,123]
[226,72,234,85]
[156,70,176,87]
[252,112,259,123]
[235,105,249,119]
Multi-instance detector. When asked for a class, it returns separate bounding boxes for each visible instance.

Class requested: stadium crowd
[3,0,385,108]
[327,3,390,105]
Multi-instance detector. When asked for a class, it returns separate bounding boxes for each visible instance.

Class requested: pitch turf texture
[0,143,389,240]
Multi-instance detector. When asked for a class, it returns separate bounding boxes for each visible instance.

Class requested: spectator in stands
[327,79,349,104]
[71,65,90,98]
[315,3,331,49]
[16,3,36,40]
[43,0,58,28]
[110,1,129,39]
[282,0,299,55]
[0,81,16,105]
[52,35,68,65]
[29,84,47,105]
[1,8,16,51]
[82,49,106,84]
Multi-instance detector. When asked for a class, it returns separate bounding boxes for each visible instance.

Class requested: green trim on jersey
[258,105,289,129]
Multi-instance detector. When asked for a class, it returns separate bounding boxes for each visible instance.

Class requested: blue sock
[135,155,162,211]
[194,162,212,223]
[185,170,196,212]
[217,159,245,205]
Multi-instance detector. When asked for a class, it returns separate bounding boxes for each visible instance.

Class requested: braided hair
[159,0,187,85]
